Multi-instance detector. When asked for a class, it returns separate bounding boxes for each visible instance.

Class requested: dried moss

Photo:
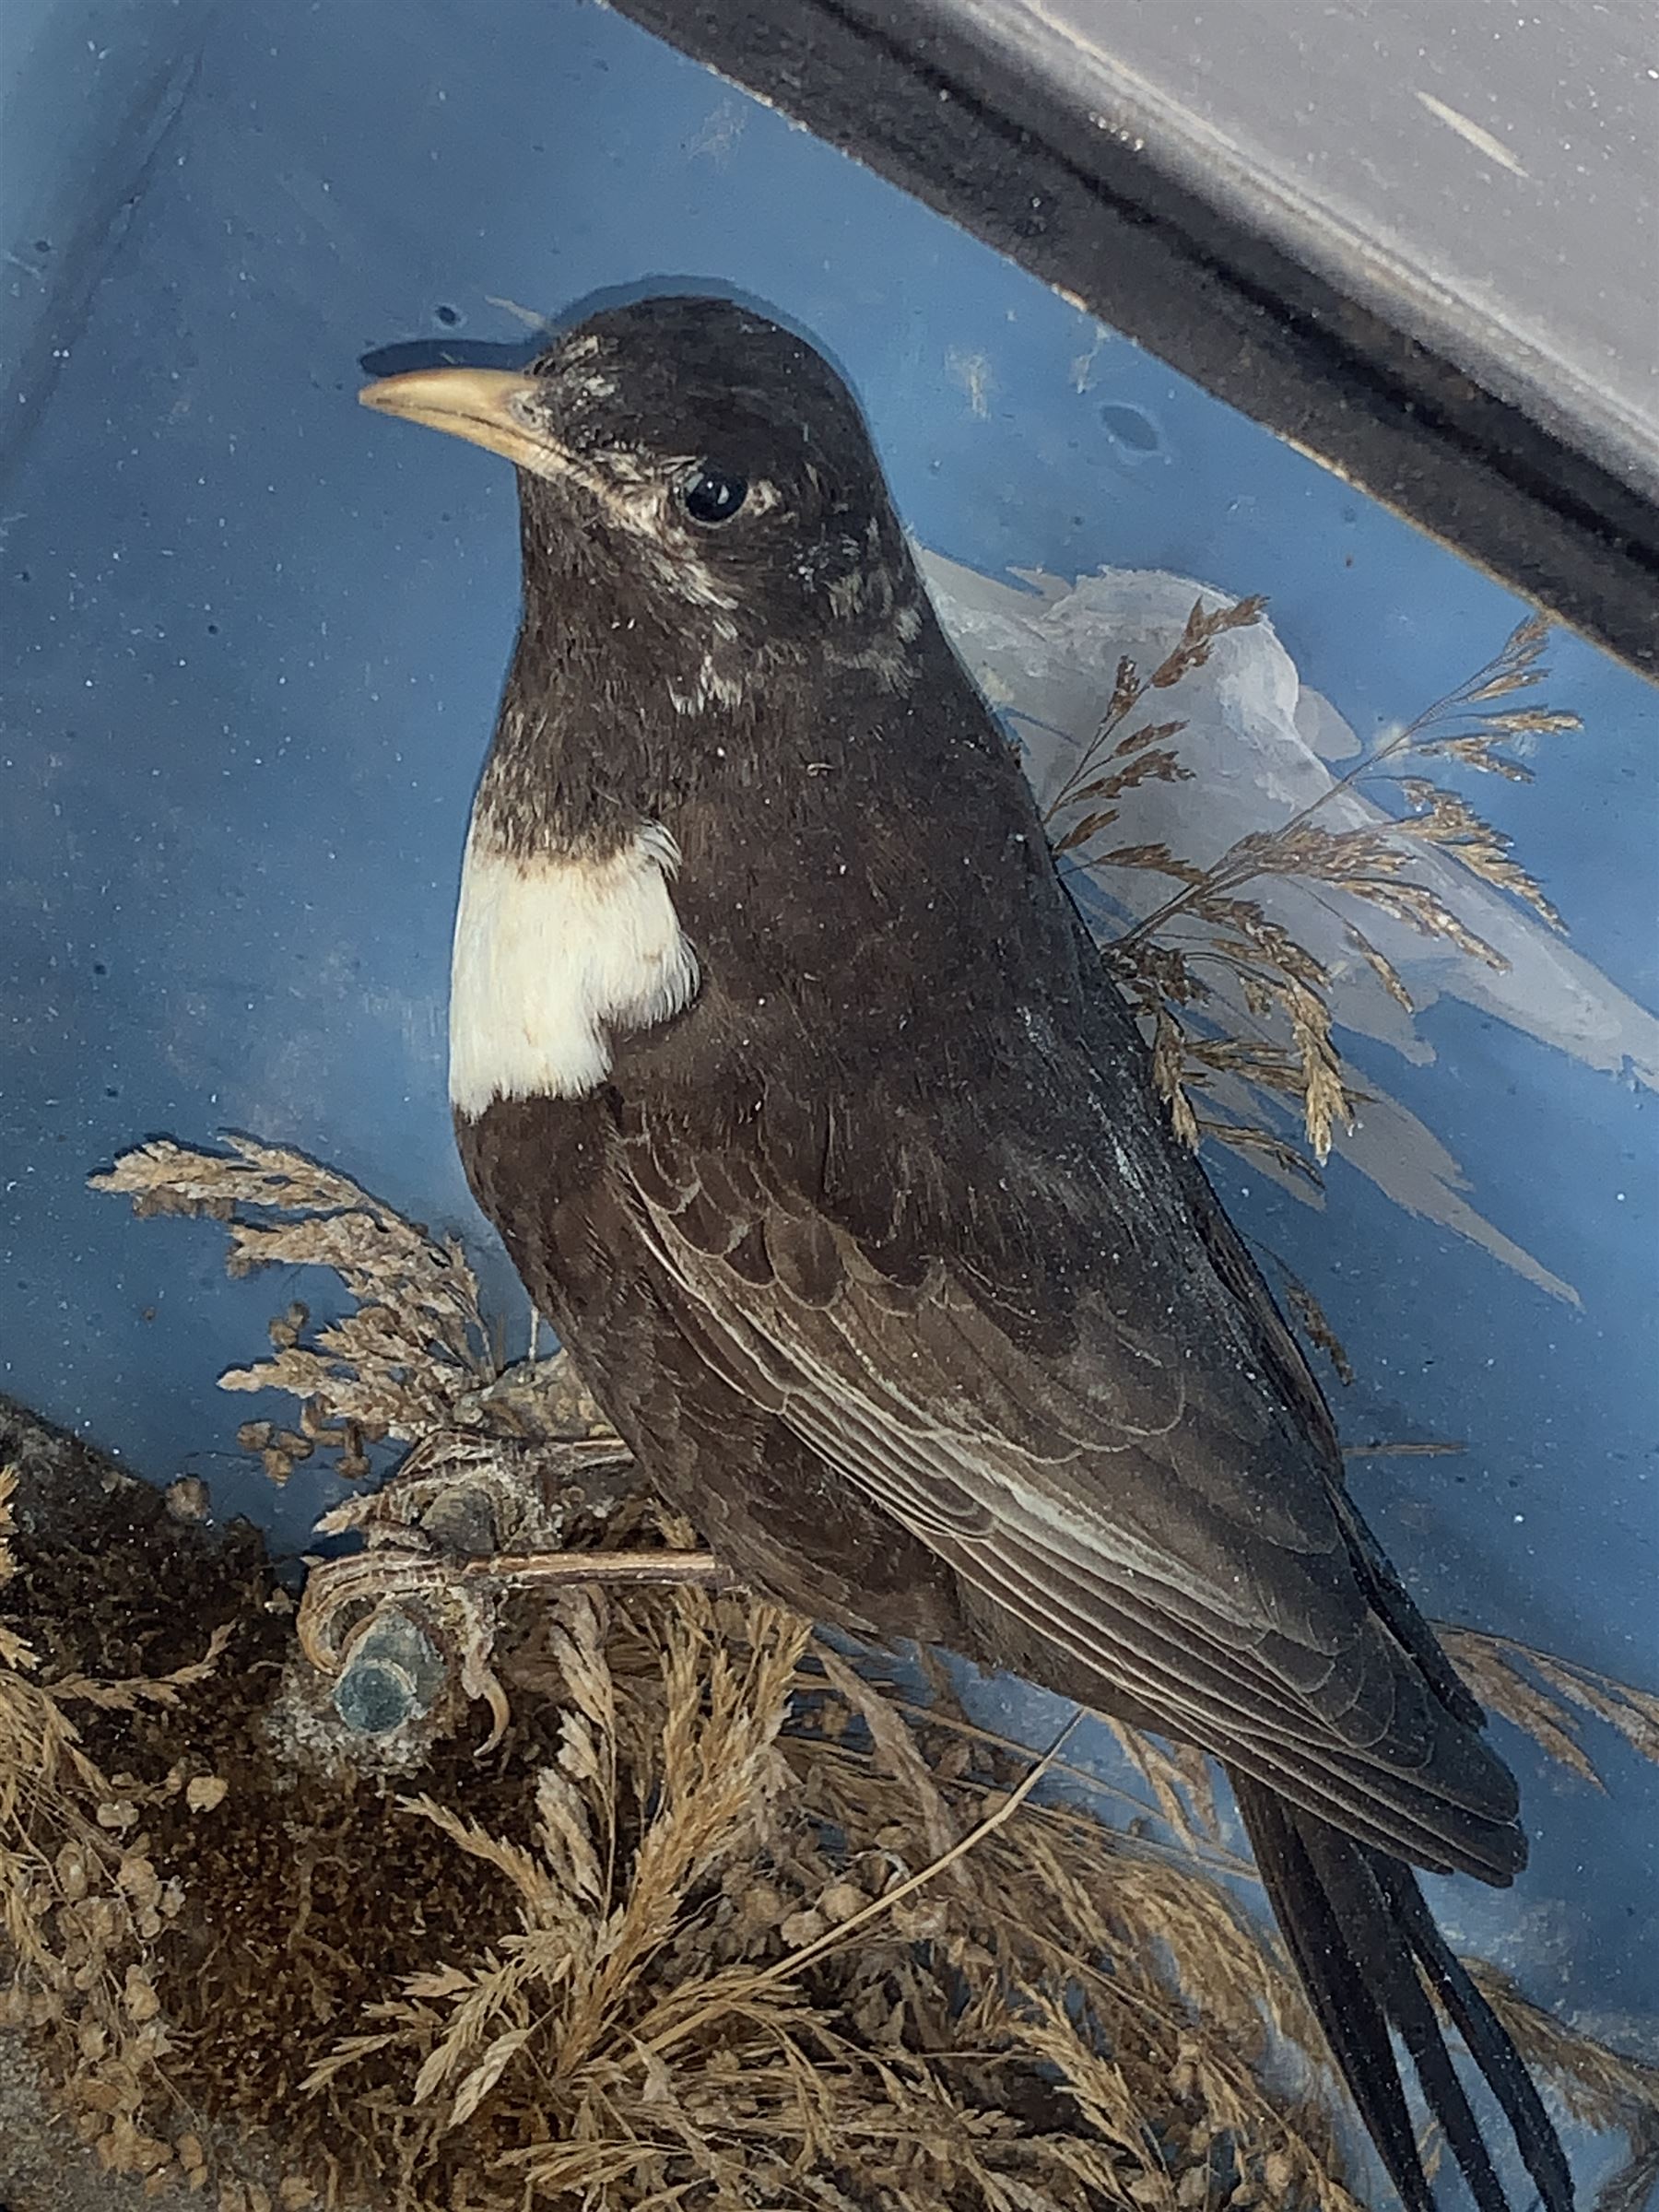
[0,1399,1351,2208]
[6,1380,1658,2212]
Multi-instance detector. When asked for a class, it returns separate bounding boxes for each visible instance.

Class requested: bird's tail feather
[1230,1773,1573,2212]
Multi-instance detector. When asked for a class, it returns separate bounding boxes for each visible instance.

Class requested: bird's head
[361,296,924,713]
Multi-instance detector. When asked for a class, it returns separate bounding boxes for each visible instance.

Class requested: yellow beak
[358,366,562,473]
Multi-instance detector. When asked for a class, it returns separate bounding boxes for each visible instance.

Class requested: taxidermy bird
[361,294,1572,2212]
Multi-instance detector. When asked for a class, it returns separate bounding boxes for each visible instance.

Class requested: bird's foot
[297,1371,727,1750]
[299,1538,731,1675]
[297,1534,732,1747]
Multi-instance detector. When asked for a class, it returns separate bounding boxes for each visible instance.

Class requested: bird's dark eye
[678,465,749,526]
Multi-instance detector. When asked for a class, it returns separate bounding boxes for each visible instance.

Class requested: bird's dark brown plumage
[364,295,1573,2212]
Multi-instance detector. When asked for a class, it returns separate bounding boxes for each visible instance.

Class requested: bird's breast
[448,818,699,1116]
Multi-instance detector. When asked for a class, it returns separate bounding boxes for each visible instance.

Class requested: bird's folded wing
[618,1087,1522,1879]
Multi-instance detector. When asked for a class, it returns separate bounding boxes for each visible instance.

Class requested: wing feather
[619,1084,1522,1880]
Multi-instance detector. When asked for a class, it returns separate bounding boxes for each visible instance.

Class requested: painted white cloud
[921,554,1659,1303]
